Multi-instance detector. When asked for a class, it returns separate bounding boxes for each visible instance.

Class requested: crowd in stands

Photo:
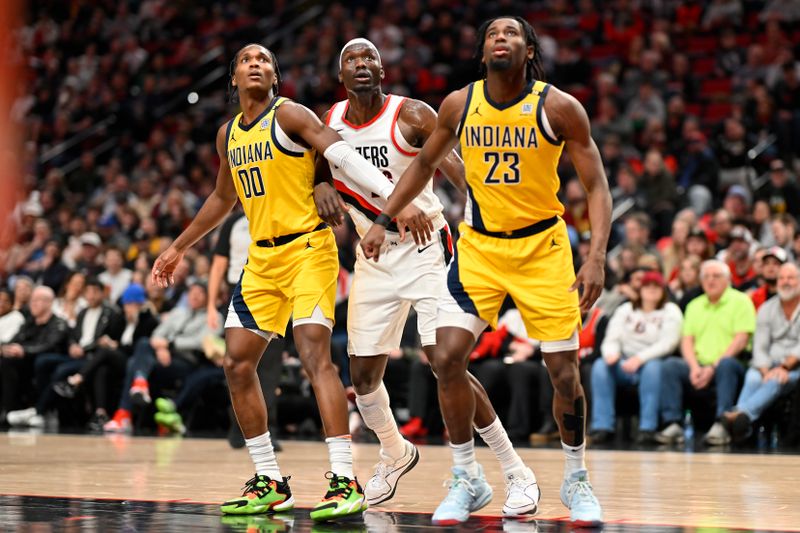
[2,0,800,448]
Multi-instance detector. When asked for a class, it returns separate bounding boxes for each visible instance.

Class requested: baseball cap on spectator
[641,270,666,287]
[729,226,752,243]
[763,246,788,264]
[80,232,102,248]
[725,185,751,207]
[120,283,146,304]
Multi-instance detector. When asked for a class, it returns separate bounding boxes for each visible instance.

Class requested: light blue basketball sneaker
[431,465,493,525]
[560,469,603,527]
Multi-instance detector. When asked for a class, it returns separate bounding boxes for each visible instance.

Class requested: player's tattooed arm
[547,87,611,313]
[399,99,467,195]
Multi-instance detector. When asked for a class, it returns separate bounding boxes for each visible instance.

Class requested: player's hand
[604,352,621,366]
[396,204,433,245]
[570,255,605,314]
[151,245,185,288]
[207,306,220,330]
[361,224,387,262]
[314,182,348,227]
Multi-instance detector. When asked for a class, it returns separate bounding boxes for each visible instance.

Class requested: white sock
[562,441,586,479]
[326,435,354,479]
[476,416,527,477]
[356,382,406,461]
[245,431,282,479]
[450,439,479,478]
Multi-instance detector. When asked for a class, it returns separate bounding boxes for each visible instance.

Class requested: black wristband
[374,213,391,228]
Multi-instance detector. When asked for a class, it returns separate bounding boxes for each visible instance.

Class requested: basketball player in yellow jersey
[362,17,611,526]
[151,43,428,522]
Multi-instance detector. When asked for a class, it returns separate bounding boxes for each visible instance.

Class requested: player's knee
[430,350,467,383]
[350,360,383,395]
[298,348,336,383]
[550,364,580,399]
[223,351,256,385]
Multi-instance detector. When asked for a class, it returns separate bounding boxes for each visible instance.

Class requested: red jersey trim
[341,96,392,130]
[390,97,418,157]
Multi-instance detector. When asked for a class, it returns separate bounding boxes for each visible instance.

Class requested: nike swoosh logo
[417,244,435,253]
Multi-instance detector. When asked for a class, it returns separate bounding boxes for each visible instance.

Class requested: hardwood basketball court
[1,433,798,531]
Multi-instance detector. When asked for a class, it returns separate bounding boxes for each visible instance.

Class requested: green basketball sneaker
[154,412,185,435]
[220,474,295,515]
[309,472,368,522]
[155,397,177,413]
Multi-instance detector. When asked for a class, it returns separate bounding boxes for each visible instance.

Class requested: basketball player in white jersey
[314,38,540,517]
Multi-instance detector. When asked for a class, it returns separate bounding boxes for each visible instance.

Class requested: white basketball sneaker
[503,466,541,517]
[364,440,420,506]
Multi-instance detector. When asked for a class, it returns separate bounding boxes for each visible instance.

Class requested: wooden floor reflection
[1,433,799,531]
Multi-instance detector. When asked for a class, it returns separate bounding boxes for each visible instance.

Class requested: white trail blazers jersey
[326,94,445,237]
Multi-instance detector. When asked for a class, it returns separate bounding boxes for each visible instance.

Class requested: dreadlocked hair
[474,16,546,83]
[226,44,281,104]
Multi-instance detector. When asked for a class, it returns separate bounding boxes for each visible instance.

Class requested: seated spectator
[751,247,788,309]
[6,278,123,428]
[55,283,159,431]
[720,262,800,443]
[670,255,704,311]
[51,271,87,328]
[75,232,103,276]
[722,226,757,290]
[656,260,756,446]
[104,282,221,432]
[0,288,25,344]
[98,247,133,304]
[590,271,682,443]
[639,149,677,239]
[756,159,800,217]
[12,275,34,315]
[1,286,69,425]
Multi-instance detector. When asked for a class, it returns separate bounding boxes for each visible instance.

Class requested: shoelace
[442,476,476,503]
[323,471,353,499]
[505,474,533,496]
[241,475,272,498]
[566,479,596,506]
[371,462,389,482]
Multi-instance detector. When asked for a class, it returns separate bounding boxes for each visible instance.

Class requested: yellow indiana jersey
[225,96,322,241]
[458,79,564,233]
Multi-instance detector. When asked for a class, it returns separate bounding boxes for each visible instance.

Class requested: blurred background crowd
[1,0,800,450]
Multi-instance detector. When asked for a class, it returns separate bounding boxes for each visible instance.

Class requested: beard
[777,286,800,301]
[487,57,513,72]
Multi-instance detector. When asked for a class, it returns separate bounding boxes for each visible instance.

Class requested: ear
[527,44,534,61]
[232,76,238,88]
[380,67,385,80]
[338,71,343,84]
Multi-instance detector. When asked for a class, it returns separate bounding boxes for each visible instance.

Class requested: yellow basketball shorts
[227,226,338,336]
[440,218,581,341]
